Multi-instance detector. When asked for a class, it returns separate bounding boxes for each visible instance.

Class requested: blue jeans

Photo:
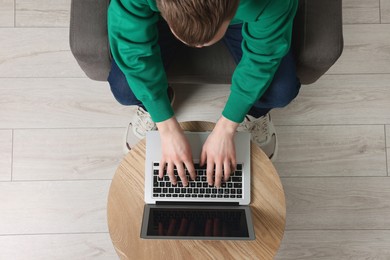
[108,22,301,119]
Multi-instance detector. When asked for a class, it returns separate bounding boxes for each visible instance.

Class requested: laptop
[140,130,255,240]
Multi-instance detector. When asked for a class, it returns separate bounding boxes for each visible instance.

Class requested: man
[107,0,300,188]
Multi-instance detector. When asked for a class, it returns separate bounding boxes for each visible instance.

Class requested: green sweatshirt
[108,0,298,123]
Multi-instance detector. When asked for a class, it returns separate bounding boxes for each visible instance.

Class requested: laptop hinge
[156,201,239,206]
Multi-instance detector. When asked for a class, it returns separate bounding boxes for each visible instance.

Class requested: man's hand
[156,117,196,186]
[200,116,239,188]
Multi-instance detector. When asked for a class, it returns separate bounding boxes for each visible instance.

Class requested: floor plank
[274,125,386,177]
[271,74,390,125]
[0,28,84,77]
[0,0,14,27]
[0,130,12,181]
[386,125,389,176]
[381,0,390,23]
[327,24,390,74]
[276,230,390,260]
[0,233,116,260]
[343,0,380,24]
[281,177,390,230]
[0,180,110,235]
[15,0,70,27]
[0,78,131,129]
[13,128,124,181]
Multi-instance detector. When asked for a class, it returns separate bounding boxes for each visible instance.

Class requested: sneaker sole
[267,119,278,162]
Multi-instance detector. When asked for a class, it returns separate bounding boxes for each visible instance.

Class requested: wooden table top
[107,122,286,259]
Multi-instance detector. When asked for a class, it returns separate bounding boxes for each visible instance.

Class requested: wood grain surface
[107,122,286,259]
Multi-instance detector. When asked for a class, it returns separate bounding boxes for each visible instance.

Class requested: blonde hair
[156,0,239,47]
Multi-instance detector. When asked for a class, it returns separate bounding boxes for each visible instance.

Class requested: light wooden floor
[0,0,390,259]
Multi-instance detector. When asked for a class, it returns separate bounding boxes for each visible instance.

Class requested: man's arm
[202,0,298,187]
[223,0,298,123]
[108,0,173,122]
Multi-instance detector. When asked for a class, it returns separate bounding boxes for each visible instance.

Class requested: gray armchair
[69,0,343,85]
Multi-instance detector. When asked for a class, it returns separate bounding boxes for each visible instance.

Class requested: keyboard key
[232,177,242,182]
[234,183,242,188]
[153,194,158,197]
[153,188,161,193]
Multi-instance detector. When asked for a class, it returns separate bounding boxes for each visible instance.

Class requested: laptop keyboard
[152,162,244,199]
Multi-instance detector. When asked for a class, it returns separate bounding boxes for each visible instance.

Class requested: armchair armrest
[293,0,344,84]
[69,0,111,81]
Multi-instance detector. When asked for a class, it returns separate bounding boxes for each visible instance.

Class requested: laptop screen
[140,205,255,240]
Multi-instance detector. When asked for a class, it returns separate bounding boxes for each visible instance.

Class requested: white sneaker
[124,87,175,154]
[124,106,157,153]
[237,113,278,161]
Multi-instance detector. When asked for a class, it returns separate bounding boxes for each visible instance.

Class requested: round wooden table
[107,122,286,259]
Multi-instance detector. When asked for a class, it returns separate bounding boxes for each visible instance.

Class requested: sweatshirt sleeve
[222,0,298,123]
[108,0,173,122]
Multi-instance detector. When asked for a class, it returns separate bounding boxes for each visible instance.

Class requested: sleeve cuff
[143,94,174,123]
[222,91,253,123]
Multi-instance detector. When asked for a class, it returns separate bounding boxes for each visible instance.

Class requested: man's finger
[176,162,187,186]
[185,160,196,181]
[167,162,177,185]
[224,160,232,182]
[214,163,223,188]
[206,160,215,186]
[158,160,166,179]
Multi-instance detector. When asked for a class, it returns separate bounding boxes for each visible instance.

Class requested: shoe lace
[132,107,156,138]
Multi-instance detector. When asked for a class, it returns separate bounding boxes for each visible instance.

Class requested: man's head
[156,0,240,48]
